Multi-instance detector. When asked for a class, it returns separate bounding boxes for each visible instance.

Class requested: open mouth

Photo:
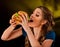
[29,19,33,22]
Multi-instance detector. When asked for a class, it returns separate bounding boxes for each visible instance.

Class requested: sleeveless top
[22,28,56,47]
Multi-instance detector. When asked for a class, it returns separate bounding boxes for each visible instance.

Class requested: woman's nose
[30,14,34,18]
[30,16,33,19]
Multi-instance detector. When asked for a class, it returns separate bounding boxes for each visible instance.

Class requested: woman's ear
[41,20,47,25]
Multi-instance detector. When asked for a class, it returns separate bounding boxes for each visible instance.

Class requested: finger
[12,22,16,25]
[20,13,28,22]
[20,11,28,21]
[9,19,11,24]
[22,12,28,21]
[18,12,25,21]
[18,15,24,22]
[18,11,28,21]
[9,19,15,24]
[9,19,13,24]
[23,13,28,21]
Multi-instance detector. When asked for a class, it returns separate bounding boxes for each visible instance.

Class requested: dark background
[0,0,60,47]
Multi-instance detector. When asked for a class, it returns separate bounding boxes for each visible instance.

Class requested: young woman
[1,6,56,47]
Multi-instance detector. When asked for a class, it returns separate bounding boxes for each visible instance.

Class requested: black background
[0,0,60,47]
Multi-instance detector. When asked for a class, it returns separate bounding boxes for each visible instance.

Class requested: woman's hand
[17,11,29,32]
[9,18,18,27]
[9,13,22,27]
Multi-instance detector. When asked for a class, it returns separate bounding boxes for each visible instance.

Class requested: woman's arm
[1,25,22,41]
[42,39,53,47]
[1,17,23,41]
[1,25,15,40]
[25,27,54,47]
[24,27,42,47]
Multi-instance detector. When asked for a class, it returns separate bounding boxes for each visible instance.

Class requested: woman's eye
[36,14,39,17]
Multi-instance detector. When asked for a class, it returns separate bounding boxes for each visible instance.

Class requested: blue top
[22,28,56,47]
[45,30,56,47]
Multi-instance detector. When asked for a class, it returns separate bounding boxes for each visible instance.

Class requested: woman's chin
[28,23,36,28]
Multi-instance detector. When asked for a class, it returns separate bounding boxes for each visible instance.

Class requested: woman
[1,6,56,47]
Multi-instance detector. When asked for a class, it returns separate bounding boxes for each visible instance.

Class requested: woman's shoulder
[46,30,56,36]
[45,30,56,40]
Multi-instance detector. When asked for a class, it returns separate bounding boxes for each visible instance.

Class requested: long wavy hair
[37,6,55,44]
[25,6,55,47]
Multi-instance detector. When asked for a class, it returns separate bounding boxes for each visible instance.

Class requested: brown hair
[37,6,55,44]
[25,6,55,46]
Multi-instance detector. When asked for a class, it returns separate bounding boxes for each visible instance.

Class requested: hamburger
[12,11,29,24]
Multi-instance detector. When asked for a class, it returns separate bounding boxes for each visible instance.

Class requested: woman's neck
[33,26,42,40]
[33,25,42,31]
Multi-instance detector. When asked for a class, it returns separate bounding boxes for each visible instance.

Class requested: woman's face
[28,8,44,27]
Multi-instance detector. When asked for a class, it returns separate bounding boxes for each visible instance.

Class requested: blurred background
[0,0,60,47]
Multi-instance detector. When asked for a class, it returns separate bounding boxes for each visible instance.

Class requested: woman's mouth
[29,19,33,22]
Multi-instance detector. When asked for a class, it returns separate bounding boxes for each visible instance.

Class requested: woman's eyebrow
[37,11,40,14]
